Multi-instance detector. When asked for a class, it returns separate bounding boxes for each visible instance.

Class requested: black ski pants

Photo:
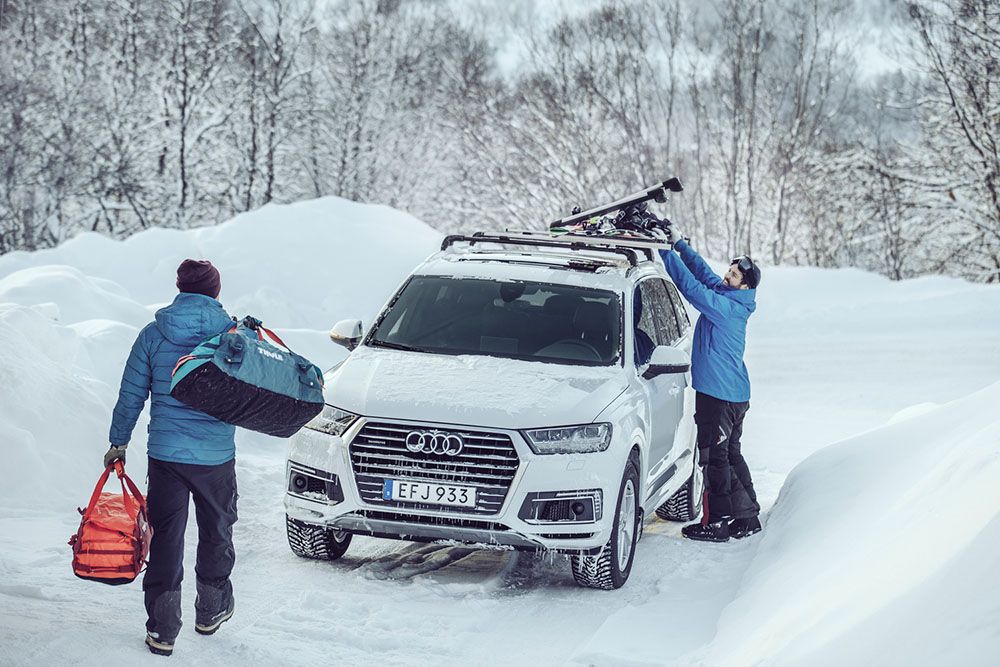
[144,457,238,641]
[695,392,760,523]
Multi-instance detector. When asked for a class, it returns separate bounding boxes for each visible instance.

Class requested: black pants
[695,392,760,523]
[144,457,238,640]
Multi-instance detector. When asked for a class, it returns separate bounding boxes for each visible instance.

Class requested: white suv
[284,231,701,589]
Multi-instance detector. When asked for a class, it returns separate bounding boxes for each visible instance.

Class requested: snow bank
[0,197,441,330]
[698,381,1000,666]
[0,197,440,510]
[0,304,115,500]
[743,263,1000,476]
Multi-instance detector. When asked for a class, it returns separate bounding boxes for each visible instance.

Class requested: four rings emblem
[405,431,464,456]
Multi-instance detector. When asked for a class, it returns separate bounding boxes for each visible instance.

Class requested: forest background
[1,0,997,282]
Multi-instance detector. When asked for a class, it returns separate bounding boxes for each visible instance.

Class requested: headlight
[522,423,612,455]
[305,405,359,436]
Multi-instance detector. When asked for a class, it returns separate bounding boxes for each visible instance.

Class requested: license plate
[383,479,477,508]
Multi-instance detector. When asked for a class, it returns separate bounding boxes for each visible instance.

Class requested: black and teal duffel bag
[170,317,325,437]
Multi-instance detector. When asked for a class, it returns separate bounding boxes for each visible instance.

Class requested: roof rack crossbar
[441,232,646,266]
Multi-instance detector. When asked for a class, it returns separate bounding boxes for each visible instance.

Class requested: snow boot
[195,599,234,635]
[145,632,174,656]
[729,516,762,539]
[195,579,234,635]
[681,520,730,542]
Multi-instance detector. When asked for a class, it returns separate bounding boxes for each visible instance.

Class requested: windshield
[368,276,622,366]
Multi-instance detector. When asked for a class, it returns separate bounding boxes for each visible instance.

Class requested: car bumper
[283,419,627,554]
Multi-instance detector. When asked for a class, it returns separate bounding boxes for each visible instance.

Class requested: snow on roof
[416,246,659,291]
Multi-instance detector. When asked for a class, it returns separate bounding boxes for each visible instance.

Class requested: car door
[646,279,687,464]
[662,280,695,462]
[634,278,684,476]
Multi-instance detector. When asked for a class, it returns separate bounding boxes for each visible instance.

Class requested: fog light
[288,465,345,504]
[518,490,602,524]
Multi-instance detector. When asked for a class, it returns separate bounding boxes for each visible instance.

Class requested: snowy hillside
[0,199,998,665]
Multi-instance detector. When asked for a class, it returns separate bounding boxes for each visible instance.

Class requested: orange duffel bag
[69,461,152,585]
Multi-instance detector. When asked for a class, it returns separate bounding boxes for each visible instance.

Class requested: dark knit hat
[176,259,221,298]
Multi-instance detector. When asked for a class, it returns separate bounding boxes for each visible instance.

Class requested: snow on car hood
[323,345,628,430]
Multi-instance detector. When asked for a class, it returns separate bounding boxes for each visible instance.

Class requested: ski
[548,177,682,231]
[499,229,670,250]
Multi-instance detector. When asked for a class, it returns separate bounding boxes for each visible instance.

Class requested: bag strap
[83,465,115,518]
[259,326,288,349]
[114,461,148,515]
[228,316,291,352]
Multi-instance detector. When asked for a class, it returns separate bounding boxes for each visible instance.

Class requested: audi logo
[405,431,464,456]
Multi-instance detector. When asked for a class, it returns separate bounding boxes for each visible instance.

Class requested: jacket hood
[715,284,757,315]
[154,292,232,346]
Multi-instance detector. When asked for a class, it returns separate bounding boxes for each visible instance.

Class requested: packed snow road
[1,199,998,665]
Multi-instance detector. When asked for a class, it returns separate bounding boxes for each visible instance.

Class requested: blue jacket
[658,240,756,403]
[109,293,236,465]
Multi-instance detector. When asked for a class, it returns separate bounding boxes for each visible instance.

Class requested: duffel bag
[169,316,325,437]
[69,461,152,585]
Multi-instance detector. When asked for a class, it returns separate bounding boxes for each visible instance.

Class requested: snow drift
[698,381,1000,666]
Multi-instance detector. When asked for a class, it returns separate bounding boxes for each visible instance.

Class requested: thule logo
[258,347,284,362]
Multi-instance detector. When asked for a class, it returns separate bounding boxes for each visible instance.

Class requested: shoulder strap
[259,326,289,350]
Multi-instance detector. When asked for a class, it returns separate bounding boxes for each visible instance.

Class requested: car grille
[349,421,520,515]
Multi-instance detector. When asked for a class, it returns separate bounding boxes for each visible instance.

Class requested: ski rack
[548,177,682,230]
[440,230,670,267]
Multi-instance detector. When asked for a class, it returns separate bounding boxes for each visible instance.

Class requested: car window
[646,279,682,344]
[633,283,659,364]
[664,281,690,335]
[368,275,622,366]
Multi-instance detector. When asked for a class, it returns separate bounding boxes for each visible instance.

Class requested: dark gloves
[666,224,687,245]
[697,447,711,468]
[104,444,127,469]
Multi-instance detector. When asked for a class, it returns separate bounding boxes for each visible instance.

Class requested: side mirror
[642,345,690,379]
[329,319,363,351]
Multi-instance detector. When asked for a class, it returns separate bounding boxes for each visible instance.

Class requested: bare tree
[907,0,1000,282]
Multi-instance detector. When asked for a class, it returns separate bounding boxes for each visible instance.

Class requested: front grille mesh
[349,422,520,515]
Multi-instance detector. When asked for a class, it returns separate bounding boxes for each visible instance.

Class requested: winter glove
[667,224,687,246]
[104,444,127,469]
[649,226,670,242]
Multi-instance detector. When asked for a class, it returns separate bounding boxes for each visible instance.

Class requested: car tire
[655,463,702,522]
[571,461,640,590]
[286,515,352,560]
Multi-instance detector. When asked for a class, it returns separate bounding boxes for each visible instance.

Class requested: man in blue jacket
[657,229,762,542]
[104,260,237,656]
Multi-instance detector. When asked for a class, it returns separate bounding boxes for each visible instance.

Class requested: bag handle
[84,461,147,520]
[114,461,148,515]
[228,316,290,351]
[83,465,115,518]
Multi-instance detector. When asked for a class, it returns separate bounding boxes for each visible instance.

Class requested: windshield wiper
[369,339,432,354]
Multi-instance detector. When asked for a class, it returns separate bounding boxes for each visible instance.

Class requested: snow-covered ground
[0,198,998,665]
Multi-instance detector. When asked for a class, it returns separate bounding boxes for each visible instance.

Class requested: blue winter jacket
[658,240,756,403]
[109,292,236,465]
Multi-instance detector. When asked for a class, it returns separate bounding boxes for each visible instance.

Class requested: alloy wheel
[617,479,636,570]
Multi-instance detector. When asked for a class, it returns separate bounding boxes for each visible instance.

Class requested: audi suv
[284,232,700,589]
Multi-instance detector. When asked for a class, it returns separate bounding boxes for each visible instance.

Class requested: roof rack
[440,230,671,267]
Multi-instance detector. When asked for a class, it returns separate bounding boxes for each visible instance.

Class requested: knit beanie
[176,259,221,299]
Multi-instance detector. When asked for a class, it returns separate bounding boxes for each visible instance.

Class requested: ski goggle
[731,256,754,273]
